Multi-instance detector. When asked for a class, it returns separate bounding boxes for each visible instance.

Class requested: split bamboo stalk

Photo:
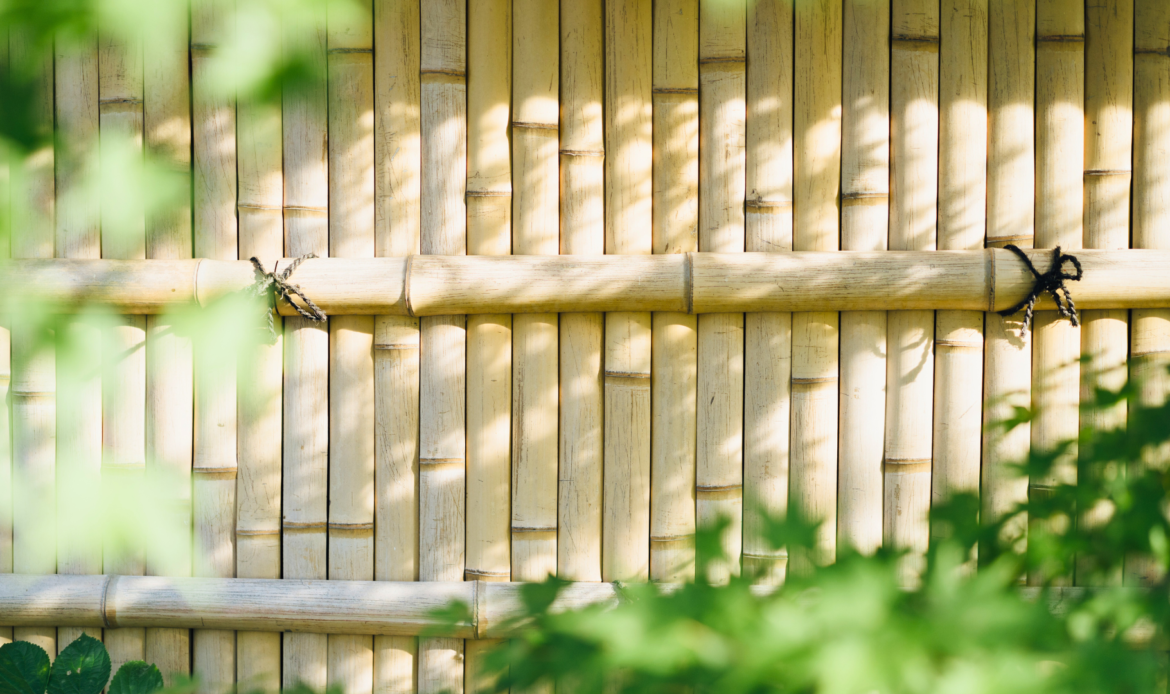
[282,3,330,688]
[933,0,987,552]
[1031,0,1084,587]
[650,0,698,584]
[791,0,841,574]
[557,0,605,584]
[885,0,939,587]
[235,89,283,693]
[512,0,559,589]
[191,1,238,688]
[465,0,510,689]
[697,0,745,585]
[373,0,421,690]
[837,0,888,557]
[54,30,103,653]
[143,6,192,680]
[419,0,467,689]
[99,26,145,671]
[1131,0,1170,586]
[326,6,377,694]
[982,0,1033,545]
[603,0,653,585]
[0,27,10,652]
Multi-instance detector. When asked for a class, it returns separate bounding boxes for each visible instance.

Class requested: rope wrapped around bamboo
[5,249,1170,314]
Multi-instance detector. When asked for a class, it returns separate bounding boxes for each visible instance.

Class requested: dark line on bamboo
[560,149,604,157]
[511,526,557,533]
[696,484,743,493]
[190,43,217,51]
[374,342,420,350]
[472,580,483,638]
[699,56,746,64]
[935,340,982,349]
[100,575,114,628]
[883,458,932,473]
[328,47,373,54]
[193,466,237,475]
[512,121,558,131]
[403,254,415,317]
[465,569,510,579]
[791,376,837,385]
[746,199,793,209]
[329,522,375,532]
[1084,169,1131,177]
[237,203,282,212]
[650,534,693,543]
[841,192,889,206]
[284,205,329,215]
[1132,348,1170,358]
[986,234,1034,244]
[282,520,327,530]
[420,457,464,466]
[237,528,282,537]
[420,68,467,78]
[987,248,997,312]
[653,87,699,95]
[605,370,652,379]
[685,252,695,314]
[742,551,789,561]
[465,190,512,198]
[1136,48,1170,57]
[12,391,55,398]
[892,35,940,51]
[1037,34,1085,43]
[99,98,144,105]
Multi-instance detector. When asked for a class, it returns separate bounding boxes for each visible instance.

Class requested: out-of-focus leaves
[0,641,51,694]
[48,634,111,694]
[107,663,162,694]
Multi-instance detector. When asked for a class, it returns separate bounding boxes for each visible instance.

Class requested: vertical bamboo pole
[697,0,745,584]
[982,0,1033,541]
[558,0,605,584]
[651,0,698,584]
[99,26,144,670]
[374,0,421,690]
[512,0,559,589]
[465,1,510,689]
[933,0,987,550]
[55,30,103,653]
[235,67,283,694]
[327,4,377,692]
[1032,0,1083,586]
[419,0,467,690]
[1080,0,1131,587]
[11,27,55,657]
[282,4,329,688]
[791,0,841,573]
[885,0,938,586]
[603,0,653,585]
[0,28,10,651]
[144,7,193,680]
[838,0,888,557]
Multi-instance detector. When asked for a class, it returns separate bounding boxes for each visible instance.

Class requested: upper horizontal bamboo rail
[3,249,1168,314]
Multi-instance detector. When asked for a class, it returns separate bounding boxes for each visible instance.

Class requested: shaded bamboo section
[651,0,698,583]
[838,0,888,557]
[1,24,12,653]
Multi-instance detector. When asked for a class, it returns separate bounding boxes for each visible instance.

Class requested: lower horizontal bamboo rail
[3,249,1170,314]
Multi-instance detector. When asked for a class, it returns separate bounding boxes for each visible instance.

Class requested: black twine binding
[249,255,327,339]
[996,245,1083,334]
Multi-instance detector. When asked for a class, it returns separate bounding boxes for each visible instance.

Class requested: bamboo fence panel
[0,27,10,653]
[982,0,1033,539]
[465,0,510,688]
[885,0,939,587]
[557,0,604,585]
[791,0,841,574]
[54,30,103,654]
[933,0,987,558]
[838,0,888,557]
[1032,0,1084,587]
[374,0,421,691]
[143,6,192,681]
[697,0,745,585]
[650,0,698,584]
[603,0,652,586]
[99,26,146,671]
[282,3,329,688]
[419,0,467,689]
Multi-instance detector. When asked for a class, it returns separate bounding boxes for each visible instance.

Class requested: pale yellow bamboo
[885,0,938,587]
[743,0,793,585]
[54,29,103,653]
[373,0,421,690]
[282,3,330,687]
[326,5,377,693]
[558,0,605,584]
[1031,0,1083,587]
[98,26,145,670]
[603,0,653,585]
[419,0,467,689]
[981,0,1032,546]
[650,0,698,583]
[235,93,283,693]
[933,0,987,551]
[143,6,192,680]
[837,0,888,557]
[791,0,841,573]
[697,0,745,585]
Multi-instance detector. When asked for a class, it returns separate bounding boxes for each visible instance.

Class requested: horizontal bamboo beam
[3,249,1169,315]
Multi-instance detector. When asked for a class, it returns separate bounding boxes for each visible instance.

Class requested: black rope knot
[996,244,1083,334]
[249,254,327,339]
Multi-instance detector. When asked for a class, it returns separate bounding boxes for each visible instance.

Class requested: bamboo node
[403,254,415,317]
[101,575,117,628]
[1083,169,1132,178]
[511,121,559,131]
[560,149,604,158]
[249,255,327,339]
[882,458,932,474]
[997,245,1082,335]
[685,252,694,314]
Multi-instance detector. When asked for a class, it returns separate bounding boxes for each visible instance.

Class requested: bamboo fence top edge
[3,249,1167,315]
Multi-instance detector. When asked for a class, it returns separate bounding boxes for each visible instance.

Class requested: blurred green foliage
[0,634,162,694]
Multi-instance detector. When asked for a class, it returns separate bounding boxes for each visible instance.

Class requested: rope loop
[997,245,1083,334]
[249,255,327,339]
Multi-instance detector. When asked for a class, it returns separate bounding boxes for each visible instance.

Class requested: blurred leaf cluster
[466,361,1170,694]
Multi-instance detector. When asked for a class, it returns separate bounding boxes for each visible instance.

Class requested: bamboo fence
[3,1,1170,691]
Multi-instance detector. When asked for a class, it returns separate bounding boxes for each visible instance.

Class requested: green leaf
[48,635,110,694]
[107,663,163,694]
[0,641,51,694]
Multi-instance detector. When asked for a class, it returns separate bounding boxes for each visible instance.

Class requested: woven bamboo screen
[1,0,1166,692]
